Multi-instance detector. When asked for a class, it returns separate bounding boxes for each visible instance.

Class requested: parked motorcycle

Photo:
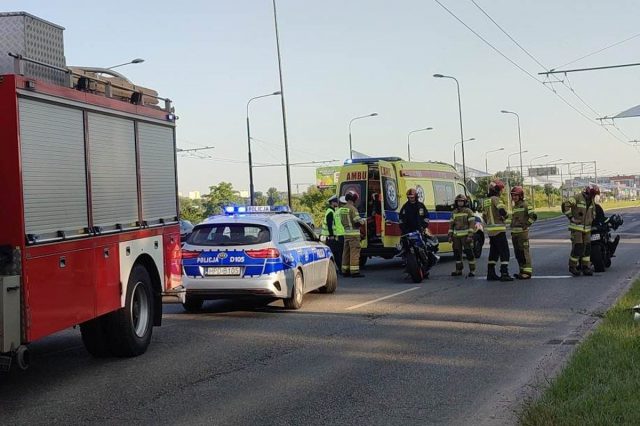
[398,230,440,283]
[590,212,623,272]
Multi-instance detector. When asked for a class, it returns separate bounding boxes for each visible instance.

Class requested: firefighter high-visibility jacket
[482,196,508,236]
[338,202,364,236]
[510,200,537,234]
[562,193,594,233]
[448,207,476,237]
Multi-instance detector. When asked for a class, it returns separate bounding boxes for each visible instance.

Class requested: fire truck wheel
[108,264,154,357]
[80,316,112,358]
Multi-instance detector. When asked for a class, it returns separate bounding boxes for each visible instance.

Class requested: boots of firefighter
[451,261,463,277]
[514,271,532,280]
[569,264,581,276]
[500,264,514,282]
[581,261,593,276]
[487,263,500,281]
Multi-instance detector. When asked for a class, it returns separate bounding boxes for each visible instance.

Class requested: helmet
[584,184,600,198]
[489,179,505,192]
[327,195,338,203]
[339,196,347,204]
[345,191,359,202]
[406,188,417,197]
[510,186,525,198]
[454,194,467,202]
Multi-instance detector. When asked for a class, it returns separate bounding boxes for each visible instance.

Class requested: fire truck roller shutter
[18,98,88,239]
[138,123,178,225]
[87,113,139,230]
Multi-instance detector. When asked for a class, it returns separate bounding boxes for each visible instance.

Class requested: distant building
[188,191,201,200]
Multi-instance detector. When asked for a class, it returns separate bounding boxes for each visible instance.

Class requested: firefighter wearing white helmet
[339,191,366,277]
[448,194,476,277]
[562,184,599,276]
[510,186,537,279]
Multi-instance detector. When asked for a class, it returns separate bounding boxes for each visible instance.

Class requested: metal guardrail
[8,53,173,112]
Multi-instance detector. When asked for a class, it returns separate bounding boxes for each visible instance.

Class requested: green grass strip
[520,279,640,425]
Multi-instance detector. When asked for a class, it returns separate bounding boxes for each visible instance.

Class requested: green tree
[179,196,205,223]
[299,186,335,225]
[202,182,241,216]
[266,187,282,206]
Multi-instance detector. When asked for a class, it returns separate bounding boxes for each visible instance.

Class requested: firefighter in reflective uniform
[562,184,598,276]
[509,186,537,279]
[482,180,514,281]
[321,195,344,271]
[340,191,366,278]
[448,194,476,277]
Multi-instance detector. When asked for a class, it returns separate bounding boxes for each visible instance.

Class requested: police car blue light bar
[223,205,291,215]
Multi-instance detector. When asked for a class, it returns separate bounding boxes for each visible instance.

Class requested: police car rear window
[188,224,271,246]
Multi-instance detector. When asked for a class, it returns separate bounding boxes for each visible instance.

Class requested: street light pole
[484,147,505,174]
[349,113,378,159]
[501,110,524,184]
[435,74,467,183]
[246,91,282,205]
[107,58,144,70]
[529,154,549,209]
[272,0,293,207]
[453,137,476,168]
[407,127,433,161]
[506,150,528,212]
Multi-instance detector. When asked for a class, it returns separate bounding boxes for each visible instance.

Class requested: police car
[180,206,338,311]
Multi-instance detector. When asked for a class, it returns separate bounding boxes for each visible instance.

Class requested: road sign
[528,166,558,177]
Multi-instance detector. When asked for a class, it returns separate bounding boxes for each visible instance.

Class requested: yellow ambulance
[336,157,484,265]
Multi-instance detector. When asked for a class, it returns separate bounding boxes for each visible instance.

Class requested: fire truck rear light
[245,248,280,259]
[182,250,201,259]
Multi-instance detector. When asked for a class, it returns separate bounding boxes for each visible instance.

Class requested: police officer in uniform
[339,192,366,278]
[399,188,430,234]
[562,184,598,276]
[482,180,514,281]
[321,195,344,271]
[448,194,476,277]
[509,186,537,279]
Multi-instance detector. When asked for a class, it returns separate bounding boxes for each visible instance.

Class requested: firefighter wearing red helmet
[339,191,366,278]
[510,186,537,279]
[482,179,513,281]
[562,184,599,276]
[448,194,477,277]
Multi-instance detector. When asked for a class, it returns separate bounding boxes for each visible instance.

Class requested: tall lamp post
[349,113,378,159]
[434,73,467,183]
[272,0,292,207]
[529,154,549,209]
[501,110,524,184]
[107,58,144,70]
[484,147,504,173]
[246,91,282,205]
[453,137,476,169]
[407,127,433,161]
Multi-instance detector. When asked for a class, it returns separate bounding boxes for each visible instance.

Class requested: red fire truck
[0,38,181,369]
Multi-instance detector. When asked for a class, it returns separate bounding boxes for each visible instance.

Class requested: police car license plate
[591,234,600,241]
[204,267,242,276]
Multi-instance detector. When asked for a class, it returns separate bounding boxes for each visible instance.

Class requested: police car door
[298,221,329,288]
[283,221,315,289]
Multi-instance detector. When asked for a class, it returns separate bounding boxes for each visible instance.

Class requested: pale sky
[7,0,640,194]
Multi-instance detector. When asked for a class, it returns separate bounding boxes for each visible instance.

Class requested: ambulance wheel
[284,270,304,309]
[80,316,112,358]
[319,260,338,294]
[107,265,154,357]
[473,232,485,259]
[182,295,204,312]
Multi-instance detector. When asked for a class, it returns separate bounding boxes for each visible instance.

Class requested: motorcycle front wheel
[406,251,424,283]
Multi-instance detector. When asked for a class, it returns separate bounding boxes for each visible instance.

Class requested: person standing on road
[482,179,514,282]
[509,186,537,280]
[399,188,430,234]
[321,195,344,271]
[448,194,476,277]
[339,191,366,278]
[562,184,598,276]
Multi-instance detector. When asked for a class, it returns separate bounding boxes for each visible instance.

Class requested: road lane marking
[475,275,572,280]
[346,287,420,311]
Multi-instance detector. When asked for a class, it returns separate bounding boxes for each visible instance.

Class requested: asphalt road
[2,208,640,425]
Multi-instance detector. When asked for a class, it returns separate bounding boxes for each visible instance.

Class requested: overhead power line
[553,32,640,70]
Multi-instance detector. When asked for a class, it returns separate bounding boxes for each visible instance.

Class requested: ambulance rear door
[338,163,368,245]
[378,160,401,247]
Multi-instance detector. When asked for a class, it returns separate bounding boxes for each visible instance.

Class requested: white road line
[475,275,573,280]
[345,287,421,311]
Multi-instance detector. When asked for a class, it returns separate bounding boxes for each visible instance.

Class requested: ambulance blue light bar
[224,205,291,215]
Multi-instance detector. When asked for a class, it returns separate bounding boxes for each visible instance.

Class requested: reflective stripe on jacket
[339,203,364,236]
[562,192,594,233]
[482,196,507,236]
[510,201,537,234]
[449,207,475,237]
[321,207,345,236]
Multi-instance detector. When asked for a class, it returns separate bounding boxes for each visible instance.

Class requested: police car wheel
[284,271,304,310]
[182,295,204,312]
[319,259,338,294]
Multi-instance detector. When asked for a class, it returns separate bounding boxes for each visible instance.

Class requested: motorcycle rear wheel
[591,243,606,272]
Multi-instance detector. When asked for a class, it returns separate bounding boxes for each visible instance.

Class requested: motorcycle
[398,230,440,283]
[590,213,623,272]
